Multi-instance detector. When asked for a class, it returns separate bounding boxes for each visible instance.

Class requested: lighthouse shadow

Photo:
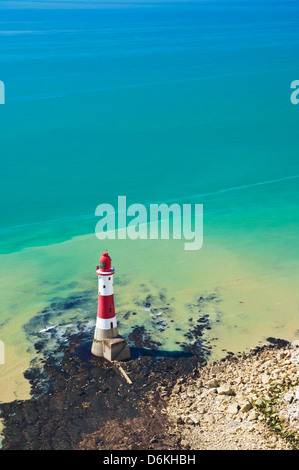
[129,346,192,360]
[74,340,192,364]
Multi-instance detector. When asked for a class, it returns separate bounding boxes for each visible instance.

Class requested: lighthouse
[91,251,130,361]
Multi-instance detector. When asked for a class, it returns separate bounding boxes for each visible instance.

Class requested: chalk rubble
[165,340,299,450]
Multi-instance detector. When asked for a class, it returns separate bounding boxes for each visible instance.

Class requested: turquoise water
[0,1,299,402]
[1,1,299,252]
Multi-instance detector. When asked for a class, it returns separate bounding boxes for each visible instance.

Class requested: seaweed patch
[180,292,222,361]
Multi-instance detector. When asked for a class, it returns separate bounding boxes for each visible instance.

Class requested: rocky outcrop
[165,339,299,450]
[0,327,199,450]
[2,298,299,452]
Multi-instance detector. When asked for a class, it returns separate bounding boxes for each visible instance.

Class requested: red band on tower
[97,295,115,319]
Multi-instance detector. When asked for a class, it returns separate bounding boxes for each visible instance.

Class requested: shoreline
[0,281,298,450]
[1,228,299,405]
[0,319,299,450]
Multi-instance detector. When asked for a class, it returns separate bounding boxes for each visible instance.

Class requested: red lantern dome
[97,251,115,275]
[100,251,111,271]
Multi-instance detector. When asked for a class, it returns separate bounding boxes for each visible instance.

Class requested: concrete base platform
[91,336,130,361]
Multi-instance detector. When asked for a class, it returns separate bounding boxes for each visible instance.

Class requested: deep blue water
[0,1,299,253]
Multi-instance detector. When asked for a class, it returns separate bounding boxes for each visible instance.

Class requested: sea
[0,0,299,404]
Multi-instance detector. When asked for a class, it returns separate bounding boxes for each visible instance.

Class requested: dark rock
[128,326,161,350]
[0,286,220,450]
[266,337,290,348]
[0,325,201,450]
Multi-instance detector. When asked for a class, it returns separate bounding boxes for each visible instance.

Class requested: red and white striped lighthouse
[91,251,130,361]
